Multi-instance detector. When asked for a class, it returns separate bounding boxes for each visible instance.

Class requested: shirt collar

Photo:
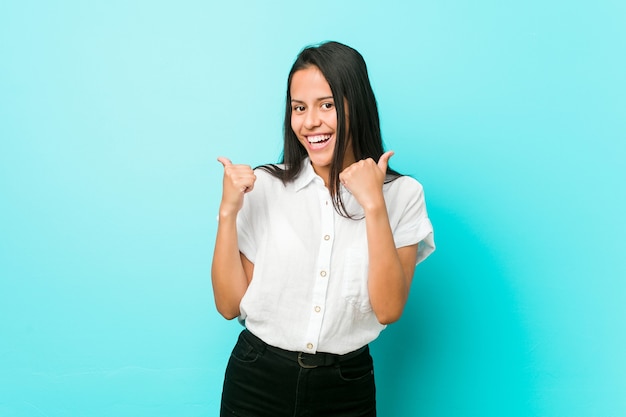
[293,158,321,192]
[292,158,353,196]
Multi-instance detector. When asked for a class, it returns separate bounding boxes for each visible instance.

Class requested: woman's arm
[339,152,417,324]
[362,203,418,324]
[211,157,256,320]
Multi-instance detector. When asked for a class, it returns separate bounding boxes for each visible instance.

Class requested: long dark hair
[260,41,401,217]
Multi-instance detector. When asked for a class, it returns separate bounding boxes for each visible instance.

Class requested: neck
[311,164,331,188]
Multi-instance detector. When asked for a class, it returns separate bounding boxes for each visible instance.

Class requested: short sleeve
[388,177,435,265]
[234,169,268,264]
[236,202,256,263]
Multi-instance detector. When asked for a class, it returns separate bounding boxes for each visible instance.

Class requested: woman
[212,41,435,417]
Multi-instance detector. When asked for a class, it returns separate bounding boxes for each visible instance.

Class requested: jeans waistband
[241,329,368,369]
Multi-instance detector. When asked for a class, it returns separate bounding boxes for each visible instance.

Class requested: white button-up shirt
[236,159,435,354]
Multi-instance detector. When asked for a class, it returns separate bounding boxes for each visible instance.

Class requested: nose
[304,108,321,130]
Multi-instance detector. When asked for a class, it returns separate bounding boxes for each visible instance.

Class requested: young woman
[212,41,435,417]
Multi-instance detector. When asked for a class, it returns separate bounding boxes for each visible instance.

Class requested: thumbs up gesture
[339,151,394,210]
[217,157,256,216]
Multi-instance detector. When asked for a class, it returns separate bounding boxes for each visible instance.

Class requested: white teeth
[308,134,331,143]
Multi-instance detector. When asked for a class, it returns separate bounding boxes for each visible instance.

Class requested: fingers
[231,169,256,194]
[377,150,394,173]
[217,156,256,194]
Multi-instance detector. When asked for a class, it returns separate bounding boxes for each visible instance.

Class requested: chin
[308,154,333,168]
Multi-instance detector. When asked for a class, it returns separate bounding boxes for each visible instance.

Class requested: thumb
[217,156,233,168]
[377,150,394,173]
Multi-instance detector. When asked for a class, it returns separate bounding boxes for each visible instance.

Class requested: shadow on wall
[371,205,535,417]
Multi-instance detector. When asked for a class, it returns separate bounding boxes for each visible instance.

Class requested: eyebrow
[291,96,334,103]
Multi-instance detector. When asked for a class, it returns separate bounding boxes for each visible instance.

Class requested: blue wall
[1,1,624,416]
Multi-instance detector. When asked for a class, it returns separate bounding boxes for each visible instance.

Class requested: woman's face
[290,66,354,183]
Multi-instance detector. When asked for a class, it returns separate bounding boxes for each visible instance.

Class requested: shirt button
[314,306,321,313]
[307,343,314,350]
[320,270,327,277]
[324,235,330,241]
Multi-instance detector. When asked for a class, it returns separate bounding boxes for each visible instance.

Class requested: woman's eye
[293,105,305,112]
[321,102,334,110]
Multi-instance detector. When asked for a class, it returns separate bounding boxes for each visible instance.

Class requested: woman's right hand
[217,157,256,217]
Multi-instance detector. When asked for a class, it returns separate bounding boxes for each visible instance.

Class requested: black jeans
[220,330,376,417]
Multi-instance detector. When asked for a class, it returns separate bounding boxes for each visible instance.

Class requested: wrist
[361,196,387,215]
[218,207,239,221]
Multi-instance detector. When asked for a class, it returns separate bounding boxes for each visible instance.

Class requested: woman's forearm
[211,212,250,320]
[364,202,417,325]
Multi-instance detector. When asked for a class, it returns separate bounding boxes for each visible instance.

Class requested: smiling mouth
[307,134,332,145]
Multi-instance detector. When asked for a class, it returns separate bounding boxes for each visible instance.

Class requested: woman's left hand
[339,151,394,210]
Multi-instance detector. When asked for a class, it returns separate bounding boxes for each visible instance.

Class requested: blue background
[1,1,625,416]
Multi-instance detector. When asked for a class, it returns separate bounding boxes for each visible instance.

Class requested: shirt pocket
[340,246,372,313]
